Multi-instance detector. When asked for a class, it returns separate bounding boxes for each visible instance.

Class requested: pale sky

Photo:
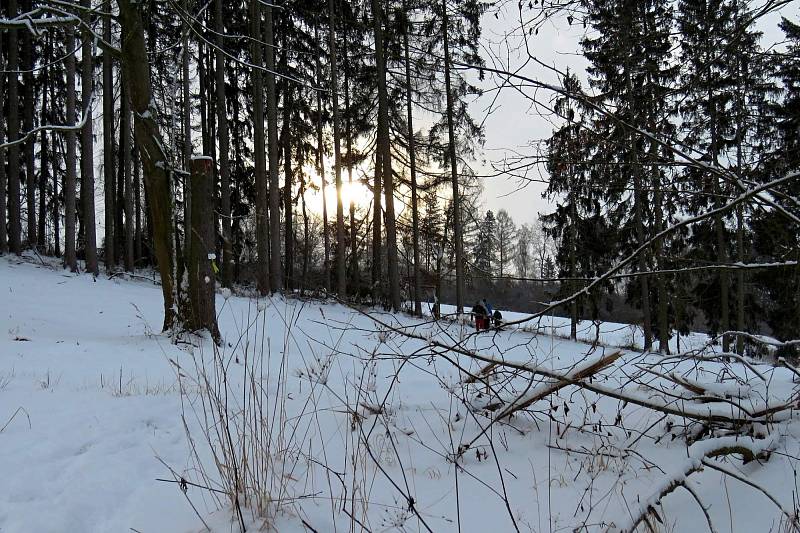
[472,2,796,227]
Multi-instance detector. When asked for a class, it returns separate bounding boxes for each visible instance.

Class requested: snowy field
[1,255,798,533]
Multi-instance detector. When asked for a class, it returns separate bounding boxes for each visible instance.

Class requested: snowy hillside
[1,255,798,533]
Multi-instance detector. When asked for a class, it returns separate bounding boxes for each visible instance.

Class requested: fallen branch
[614,436,778,533]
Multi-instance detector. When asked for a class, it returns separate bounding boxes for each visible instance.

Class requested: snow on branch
[0,91,95,152]
[612,436,785,533]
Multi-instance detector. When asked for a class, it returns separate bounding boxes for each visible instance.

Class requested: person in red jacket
[471,301,488,331]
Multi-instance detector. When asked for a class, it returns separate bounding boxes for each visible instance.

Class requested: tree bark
[118,0,178,331]
[442,0,464,313]
[214,0,233,287]
[38,73,48,249]
[103,0,116,270]
[569,198,578,341]
[50,75,59,257]
[64,21,78,271]
[134,147,142,262]
[81,0,99,275]
[182,0,192,275]
[251,0,269,294]
[330,0,347,298]
[22,0,36,248]
[402,7,422,316]
[122,79,134,272]
[187,156,220,342]
[343,35,359,295]
[372,0,399,310]
[265,4,282,291]
[315,22,330,292]
[7,0,22,255]
[0,27,7,255]
[281,35,294,291]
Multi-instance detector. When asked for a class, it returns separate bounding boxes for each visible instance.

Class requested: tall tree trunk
[214,0,233,287]
[199,41,210,160]
[52,128,60,257]
[569,198,578,340]
[264,4,281,291]
[103,0,116,270]
[372,0,399,310]
[624,61,652,350]
[22,0,36,248]
[7,0,22,255]
[369,12,382,304]
[631,166,652,351]
[372,152,382,303]
[442,0,464,313]
[187,156,220,341]
[330,0,347,298]
[251,0,269,294]
[118,0,178,331]
[402,8,421,316]
[300,169,310,294]
[38,76,48,249]
[315,23,330,292]
[281,35,294,291]
[115,97,126,261]
[343,36,359,295]
[0,28,7,255]
[81,0,99,275]
[182,0,192,273]
[134,147,142,262]
[50,75,59,257]
[64,22,78,271]
[653,167,669,353]
[122,80,134,272]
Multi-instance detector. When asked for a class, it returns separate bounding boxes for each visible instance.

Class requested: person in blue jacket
[482,299,493,318]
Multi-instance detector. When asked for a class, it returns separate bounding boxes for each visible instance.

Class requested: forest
[1,0,798,351]
[2,2,800,531]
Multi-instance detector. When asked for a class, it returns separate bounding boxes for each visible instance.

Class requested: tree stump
[187,156,220,342]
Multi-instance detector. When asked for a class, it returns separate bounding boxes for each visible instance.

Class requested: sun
[302,163,407,218]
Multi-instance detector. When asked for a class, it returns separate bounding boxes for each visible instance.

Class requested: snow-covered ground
[1,255,798,532]
[422,303,711,353]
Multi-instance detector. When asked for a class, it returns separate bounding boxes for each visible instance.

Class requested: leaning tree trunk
[251,0,269,294]
[265,3,282,291]
[118,0,179,331]
[64,21,78,271]
[8,0,22,255]
[330,0,347,298]
[81,0,99,275]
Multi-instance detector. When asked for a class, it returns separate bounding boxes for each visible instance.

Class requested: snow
[1,255,798,532]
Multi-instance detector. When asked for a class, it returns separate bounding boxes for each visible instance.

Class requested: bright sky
[303,2,795,227]
[472,2,796,227]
